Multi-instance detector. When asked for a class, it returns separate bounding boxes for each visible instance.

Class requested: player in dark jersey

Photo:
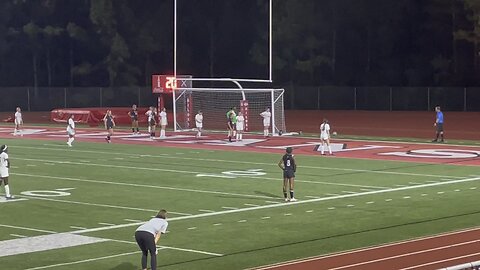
[103,110,116,143]
[128,104,140,135]
[278,147,297,202]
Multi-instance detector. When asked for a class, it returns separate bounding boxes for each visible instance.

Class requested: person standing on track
[278,147,297,202]
[0,145,14,200]
[432,106,444,143]
[195,110,203,138]
[320,118,333,155]
[135,209,169,270]
[226,107,236,142]
[129,104,140,135]
[66,114,75,147]
[103,110,116,143]
[159,108,168,139]
[14,107,23,136]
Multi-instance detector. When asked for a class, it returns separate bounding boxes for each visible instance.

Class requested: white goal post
[172,87,286,135]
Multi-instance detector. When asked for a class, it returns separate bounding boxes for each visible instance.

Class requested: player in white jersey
[14,107,23,136]
[66,115,75,147]
[159,108,167,139]
[235,112,245,141]
[146,107,157,139]
[0,145,13,199]
[320,118,333,155]
[260,108,271,137]
[195,111,203,138]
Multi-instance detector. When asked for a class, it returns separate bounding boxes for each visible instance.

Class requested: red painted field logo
[380,149,480,159]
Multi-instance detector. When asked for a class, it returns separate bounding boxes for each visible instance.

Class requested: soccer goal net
[172,87,286,135]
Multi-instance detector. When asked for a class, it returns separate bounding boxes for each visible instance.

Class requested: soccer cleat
[6,195,15,200]
[284,198,290,202]
[290,198,297,202]
[67,142,72,147]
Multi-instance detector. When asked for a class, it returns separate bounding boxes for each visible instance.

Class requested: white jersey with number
[195,114,203,128]
[14,112,22,125]
[0,152,9,177]
[320,123,330,140]
[67,118,75,135]
[236,115,245,131]
[159,111,167,126]
[260,111,271,126]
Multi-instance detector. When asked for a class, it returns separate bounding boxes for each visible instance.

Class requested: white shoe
[290,198,297,202]
[67,142,72,147]
[284,198,290,202]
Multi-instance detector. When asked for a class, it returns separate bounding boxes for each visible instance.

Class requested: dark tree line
[1,0,480,88]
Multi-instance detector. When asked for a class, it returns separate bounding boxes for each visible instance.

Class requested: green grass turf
[0,137,480,269]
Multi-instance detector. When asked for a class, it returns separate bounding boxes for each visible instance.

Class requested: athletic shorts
[15,119,23,125]
[0,168,9,178]
[106,124,114,130]
[67,129,75,136]
[320,134,329,140]
[436,123,444,132]
[283,169,295,179]
[149,119,156,127]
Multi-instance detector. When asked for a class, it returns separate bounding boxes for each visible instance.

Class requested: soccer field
[1,137,480,270]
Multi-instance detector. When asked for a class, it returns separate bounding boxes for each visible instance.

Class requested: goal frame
[172,87,285,136]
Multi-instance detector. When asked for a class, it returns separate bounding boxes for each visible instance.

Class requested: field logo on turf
[197,169,266,179]
[379,149,480,159]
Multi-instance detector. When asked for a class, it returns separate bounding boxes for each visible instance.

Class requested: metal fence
[1,86,480,112]
[0,87,156,111]
[286,86,480,111]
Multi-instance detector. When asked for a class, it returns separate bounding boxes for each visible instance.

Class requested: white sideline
[71,176,480,234]
[13,173,281,200]
[0,224,57,234]
[12,145,464,179]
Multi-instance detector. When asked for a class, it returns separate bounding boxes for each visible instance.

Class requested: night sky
[0,0,478,88]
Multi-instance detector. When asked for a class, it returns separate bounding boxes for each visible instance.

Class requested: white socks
[236,133,243,140]
[67,137,74,146]
[328,145,332,154]
[196,131,201,138]
[4,185,10,197]
[264,130,269,136]
[160,130,165,138]
[321,144,332,155]
[148,126,151,133]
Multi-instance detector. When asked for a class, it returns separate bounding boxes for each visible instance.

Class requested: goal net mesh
[173,88,286,134]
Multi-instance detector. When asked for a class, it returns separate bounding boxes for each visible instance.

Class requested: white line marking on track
[251,227,480,270]
[25,251,140,270]
[284,213,292,216]
[261,217,271,219]
[346,205,355,207]
[306,210,314,213]
[70,176,480,234]
[437,191,445,194]
[213,223,222,226]
[385,199,393,202]
[328,207,336,210]
[403,196,411,199]
[238,220,247,223]
[187,227,197,230]
[454,189,461,192]
[366,201,375,204]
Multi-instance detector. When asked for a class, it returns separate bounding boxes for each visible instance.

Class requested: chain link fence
[1,86,479,112]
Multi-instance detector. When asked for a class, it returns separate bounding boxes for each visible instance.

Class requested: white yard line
[24,251,140,270]
[71,176,480,235]
[13,145,464,179]
[108,238,223,256]
[13,173,275,200]
[0,224,57,234]
[14,194,191,216]
[13,157,386,189]
[10,234,27,238]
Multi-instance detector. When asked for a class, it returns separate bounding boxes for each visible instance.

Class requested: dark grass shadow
[110,262,136,270]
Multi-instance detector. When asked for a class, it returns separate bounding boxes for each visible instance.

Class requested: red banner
[240,100,249,132]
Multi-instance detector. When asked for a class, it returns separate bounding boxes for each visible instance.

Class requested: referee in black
[135,209,168,270]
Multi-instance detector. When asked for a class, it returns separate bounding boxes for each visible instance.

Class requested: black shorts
[106,124,114,130]
[283,170,295,179]
[149,119,156,127]
[436,123,444,132]
[227,121,234,129]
